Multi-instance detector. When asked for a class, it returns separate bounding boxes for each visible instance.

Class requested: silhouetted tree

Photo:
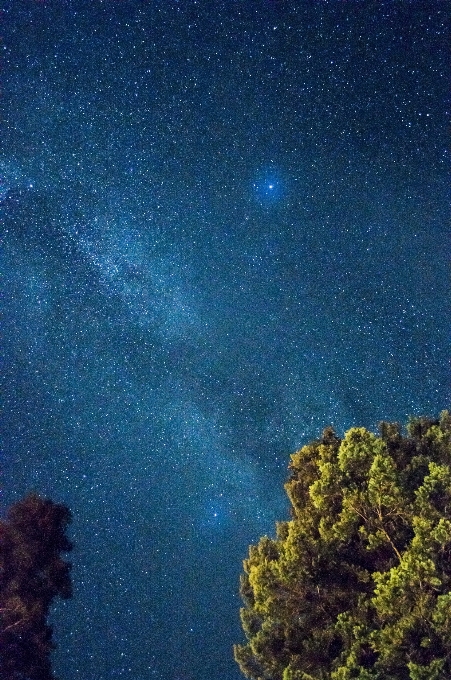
[0,493,73,680]
[234,411,451,680]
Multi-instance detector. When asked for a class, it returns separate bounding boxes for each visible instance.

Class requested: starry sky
[1,1,449,678]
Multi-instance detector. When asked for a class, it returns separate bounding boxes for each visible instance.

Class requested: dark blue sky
[1,1,449,679]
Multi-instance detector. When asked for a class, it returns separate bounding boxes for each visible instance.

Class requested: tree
[0,493,73,680]
[234,411,451,680]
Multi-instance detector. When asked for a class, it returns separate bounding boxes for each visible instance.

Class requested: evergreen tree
[234,412,451,680]
[0,493,73,680]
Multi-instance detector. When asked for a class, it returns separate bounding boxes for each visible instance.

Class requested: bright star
[252,167,285,204]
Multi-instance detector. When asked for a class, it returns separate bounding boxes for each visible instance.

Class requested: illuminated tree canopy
[234,412,451,680]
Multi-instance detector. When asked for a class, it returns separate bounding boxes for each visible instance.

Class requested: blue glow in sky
[252,169,285,205]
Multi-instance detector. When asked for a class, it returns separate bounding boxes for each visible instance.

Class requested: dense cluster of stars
[2,2,448,679]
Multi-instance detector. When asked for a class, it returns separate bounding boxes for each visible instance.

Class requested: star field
[1,2,449,679]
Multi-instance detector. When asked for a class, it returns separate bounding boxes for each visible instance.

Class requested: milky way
[2,2,448,679]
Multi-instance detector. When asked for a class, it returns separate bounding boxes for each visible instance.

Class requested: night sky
[1,1,449,679]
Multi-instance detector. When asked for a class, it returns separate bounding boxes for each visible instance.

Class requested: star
[252,170,284,204]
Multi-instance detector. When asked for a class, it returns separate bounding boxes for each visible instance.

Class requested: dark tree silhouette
[234,412,451,680]
[0,493,73,680]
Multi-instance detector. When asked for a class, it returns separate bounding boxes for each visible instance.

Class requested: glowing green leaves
[234,412,451,680]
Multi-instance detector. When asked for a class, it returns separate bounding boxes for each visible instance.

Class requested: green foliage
[0,493,73,680]
[234,412,451,680]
